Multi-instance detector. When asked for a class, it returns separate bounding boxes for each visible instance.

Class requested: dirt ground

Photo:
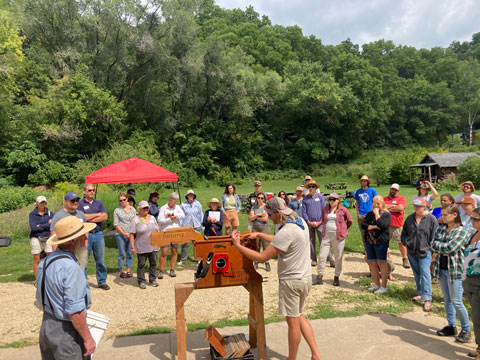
[0,251,417,347]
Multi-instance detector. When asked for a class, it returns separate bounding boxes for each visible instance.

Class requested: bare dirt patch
[0,251,417,346]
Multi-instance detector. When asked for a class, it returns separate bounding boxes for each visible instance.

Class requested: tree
[453,60,480,145]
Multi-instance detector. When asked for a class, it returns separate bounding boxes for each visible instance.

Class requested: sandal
[120,272,127,278]
[126,272,133,278]
[411,295,421,302]
[423,301,433,312]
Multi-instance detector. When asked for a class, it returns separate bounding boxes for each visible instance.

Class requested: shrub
[213,167,241,187]
[458,156,480,188]
[0,186,39,213]
[53,182,81,204]
[435,172,459,191]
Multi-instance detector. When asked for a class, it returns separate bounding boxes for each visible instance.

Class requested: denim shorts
[161,243,179,249]
[365,242,388,262]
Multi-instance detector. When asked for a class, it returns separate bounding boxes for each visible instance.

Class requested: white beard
[74,241,88,270]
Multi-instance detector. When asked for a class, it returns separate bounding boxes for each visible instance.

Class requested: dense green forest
[1,0,480,187]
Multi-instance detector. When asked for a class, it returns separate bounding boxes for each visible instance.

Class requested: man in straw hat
[456,181,480,209]
[36,216,97,359]
[302,179,335,267]
[232,197,321,360]
[354,175,377,244]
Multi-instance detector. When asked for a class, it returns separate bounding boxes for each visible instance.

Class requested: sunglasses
[86,189,95,192]
[257,197,265,200]
[119,198,127,202]
[308,186,316,189]
[472,217,480,222]
[328,198,338,201]
[69,199,80,203]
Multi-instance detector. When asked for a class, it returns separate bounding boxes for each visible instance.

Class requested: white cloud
[215,0,480,48]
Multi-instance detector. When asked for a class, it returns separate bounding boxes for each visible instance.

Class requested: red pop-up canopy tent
[85,158,180,195]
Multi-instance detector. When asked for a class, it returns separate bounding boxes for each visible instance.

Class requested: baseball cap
[390,184,400,191]
[266,196,293,215]
[328,193,340,199]
[36,195,47,203]
[413,198,427,207]
[254,181,262,186]
[138,200,149,208]
[64,192,80,201]
[296,186,303,191]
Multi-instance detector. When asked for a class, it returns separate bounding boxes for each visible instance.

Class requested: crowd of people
[30,177,480,359]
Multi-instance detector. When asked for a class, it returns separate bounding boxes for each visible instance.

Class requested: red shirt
[383,195,406,227]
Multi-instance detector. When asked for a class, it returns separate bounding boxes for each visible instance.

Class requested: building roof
[412,152,479,168]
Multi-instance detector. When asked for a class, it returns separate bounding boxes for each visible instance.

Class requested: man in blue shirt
[288,186,304,218]
[37,216,97,359]
[302,180,334,267]
[354,175,378,244]
[79,184,110,290]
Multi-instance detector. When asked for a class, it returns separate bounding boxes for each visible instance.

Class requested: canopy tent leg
[94,183,98,199]
[428,166,432,183]
[177,182,181,199]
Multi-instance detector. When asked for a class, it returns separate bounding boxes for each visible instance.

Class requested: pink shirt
[321,205,353,241]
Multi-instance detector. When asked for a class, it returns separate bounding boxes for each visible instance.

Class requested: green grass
[308,276,446,321]
[0,176,466,283]
[116,326,174,337]
[0,339,36,349]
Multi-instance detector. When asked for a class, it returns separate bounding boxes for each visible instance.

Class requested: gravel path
[0,252,417,347]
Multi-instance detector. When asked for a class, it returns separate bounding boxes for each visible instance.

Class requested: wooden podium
[151,227,267,360]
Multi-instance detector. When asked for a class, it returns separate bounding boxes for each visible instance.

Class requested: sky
[215,0,480,49]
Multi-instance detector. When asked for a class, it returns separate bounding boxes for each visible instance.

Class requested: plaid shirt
[430,224,470,281]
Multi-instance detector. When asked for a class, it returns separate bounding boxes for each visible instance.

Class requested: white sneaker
[368,284,380,292]
[374,287,388,294]
[177,261,183,266]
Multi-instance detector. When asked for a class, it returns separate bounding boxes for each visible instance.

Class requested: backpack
[0,237,11,247]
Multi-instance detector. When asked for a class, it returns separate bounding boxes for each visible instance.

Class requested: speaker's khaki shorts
[278,277,312,317]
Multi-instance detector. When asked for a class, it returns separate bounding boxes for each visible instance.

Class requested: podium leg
[175,283,194,360]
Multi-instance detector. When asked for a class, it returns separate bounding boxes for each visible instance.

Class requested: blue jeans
[87,231,107,285]
[439,269,470,331]
[407,252,432,301]
[115,234,133,270]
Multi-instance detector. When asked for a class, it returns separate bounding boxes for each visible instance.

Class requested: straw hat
[357,175,373,184]
[47,216,96,246]
[207,198,220,208]
[306,180,320,189]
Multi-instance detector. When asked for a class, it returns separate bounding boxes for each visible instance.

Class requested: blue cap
[64,192,80,201]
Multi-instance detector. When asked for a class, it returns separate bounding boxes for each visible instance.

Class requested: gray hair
[169,192,179,201]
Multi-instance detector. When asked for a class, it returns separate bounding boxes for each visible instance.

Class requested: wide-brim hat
[458,196,476,205]
[306,180,320,189]
[461,181,475,192]
[357,175,373,184]
[185,189,197,199]
[207,198,220,208]
[416,183,429,190]
[47,216,96,246]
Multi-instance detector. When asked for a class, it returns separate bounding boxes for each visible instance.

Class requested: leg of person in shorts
[390,225,409,268]
[224,209,239,236]
[365,242,389,293]
[31,237,53,279]
[278,277,321,360]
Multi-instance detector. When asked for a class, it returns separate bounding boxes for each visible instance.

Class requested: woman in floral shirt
[463,207,480,359]
[430,204,470,343]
